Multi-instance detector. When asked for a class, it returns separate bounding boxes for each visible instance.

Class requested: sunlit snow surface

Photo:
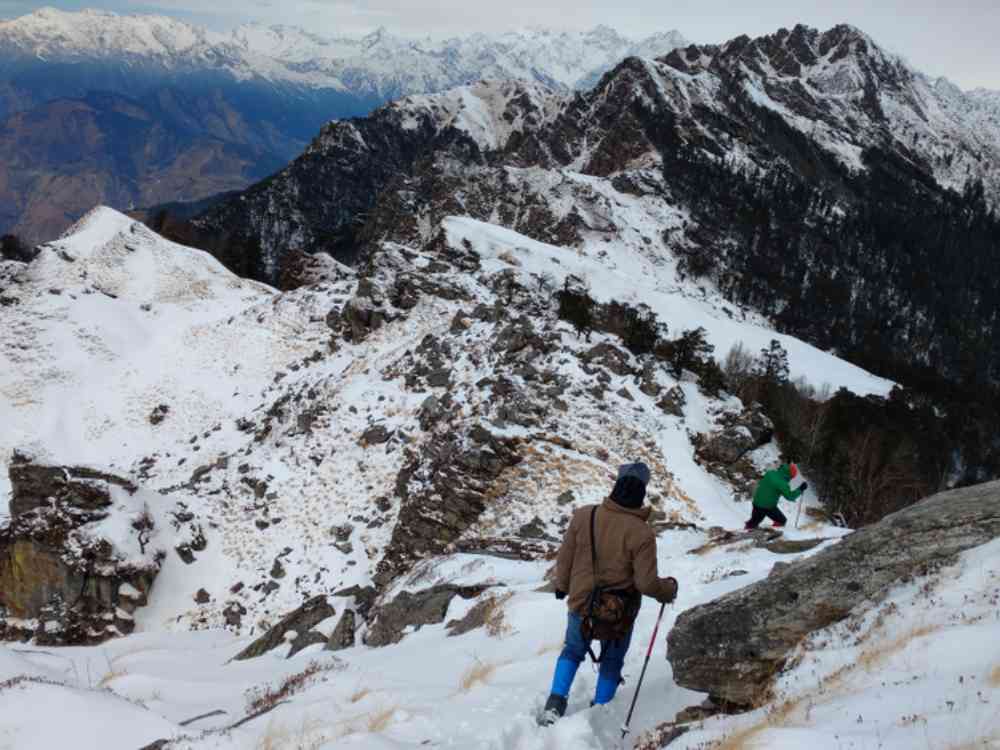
[0,209,993,750]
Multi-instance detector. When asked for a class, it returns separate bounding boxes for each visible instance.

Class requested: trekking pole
[620,601,667,742]
[795,489,805,529]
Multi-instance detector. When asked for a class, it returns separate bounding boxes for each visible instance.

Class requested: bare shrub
[723,342,759,400]
[245,660,341,714]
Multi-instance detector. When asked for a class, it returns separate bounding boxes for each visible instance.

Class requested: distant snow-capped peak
[0,9,690,94]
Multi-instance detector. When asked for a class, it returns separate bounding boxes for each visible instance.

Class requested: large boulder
[0,452,161,645]
[667,481,1000,707]
[698,405,774,465]
[364,584,493,647]
[234,595,336,660]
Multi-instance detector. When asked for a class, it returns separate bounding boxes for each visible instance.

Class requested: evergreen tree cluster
[727,340,1000,526]
[664,117,1000,388]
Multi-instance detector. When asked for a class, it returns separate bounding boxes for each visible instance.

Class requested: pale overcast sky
[1,0,998,89]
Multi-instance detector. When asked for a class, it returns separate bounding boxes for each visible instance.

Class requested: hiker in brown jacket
[539,462,678,725]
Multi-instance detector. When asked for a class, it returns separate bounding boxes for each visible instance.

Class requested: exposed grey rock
[455,537,556,561]
[149,404,170,425]
[333,585,377,620]
[360,425,392,446]
[234,595,336,660]
[418,395,445,430]
[698,425,757,464]
[0,453,159,645]
[223,601,246,628]
[375,428,522,585]
[638,361,662,397]
[738,403,774,445]
[332,524,354,542]
[493,317,537,355]
[667,481,1000,706]
[657,385,686,417]
[425,369,452,388]
[555,490,576,506]
[763,537,827,554]
[7,450,135,518]
[340,279,400,343]
[698,405,774,465]
[324,609,356,652]
[364,584,492,647]
[580,342,635,376]
[517,516,551,540]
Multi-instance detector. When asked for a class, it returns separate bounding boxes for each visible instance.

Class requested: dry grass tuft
[536,641,562,656]
[990,665,1000,688]
[365,705,397,733]
[483,592,514,638]
[255,716,329,750]
[458,658,504,693]
[349,687,372,703]
[940,733,1000,750]
[857,624,940,673]
[97,668,128,689]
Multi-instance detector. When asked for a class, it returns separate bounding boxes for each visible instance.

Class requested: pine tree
[757,339,790,383]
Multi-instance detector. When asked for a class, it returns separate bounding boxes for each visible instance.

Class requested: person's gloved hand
[799,482,809,493]
[659,577,678,604]
[555,589,567,600]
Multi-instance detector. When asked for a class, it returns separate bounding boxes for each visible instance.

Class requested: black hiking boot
[538,694,567,726]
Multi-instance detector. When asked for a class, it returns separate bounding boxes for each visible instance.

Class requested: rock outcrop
[234,595,336,660]
[667,480,1000,706]
[0,451,162,645]
[364,584,493,647]
[373,425,522,586]
[697,405,773,465]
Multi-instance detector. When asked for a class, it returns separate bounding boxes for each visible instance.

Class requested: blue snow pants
[548,611,634,705]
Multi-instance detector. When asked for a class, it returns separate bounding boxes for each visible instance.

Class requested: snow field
[0,517,841,750]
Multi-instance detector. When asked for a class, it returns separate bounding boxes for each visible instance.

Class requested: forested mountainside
[188,25,1000,389]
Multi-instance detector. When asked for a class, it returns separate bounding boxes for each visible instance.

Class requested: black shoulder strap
[587,505,603,663]
[589,506,598,580]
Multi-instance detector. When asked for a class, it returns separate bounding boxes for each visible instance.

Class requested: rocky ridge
[191,24,1000,386]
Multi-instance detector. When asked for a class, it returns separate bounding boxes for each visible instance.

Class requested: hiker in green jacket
[745,463,807,530]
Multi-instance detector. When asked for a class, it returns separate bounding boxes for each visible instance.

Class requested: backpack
[580,506,641,662]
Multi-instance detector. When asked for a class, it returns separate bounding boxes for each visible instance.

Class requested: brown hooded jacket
[554,497,677,614]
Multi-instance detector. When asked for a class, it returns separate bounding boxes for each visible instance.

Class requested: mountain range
[2,14,1000,750]
[185,23,1000,389]
[0,8,688,242]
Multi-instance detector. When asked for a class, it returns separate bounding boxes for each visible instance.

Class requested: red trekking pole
[620,601,667,742]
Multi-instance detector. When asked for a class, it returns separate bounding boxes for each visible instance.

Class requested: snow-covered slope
[0,8,689,94]
[0,204,889,618]
[652,25,1000,203]
[0,207,291,512]
[1,205,995,749]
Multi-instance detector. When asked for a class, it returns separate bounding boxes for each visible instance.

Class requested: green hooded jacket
[752,464,804,509]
